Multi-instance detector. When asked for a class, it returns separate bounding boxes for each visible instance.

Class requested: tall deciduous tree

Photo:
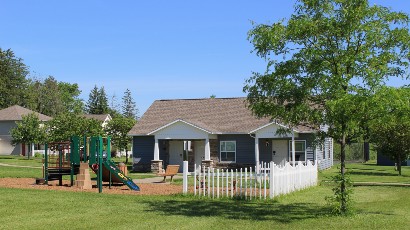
[27,76,83,116]
[369,87,410,175]
[58,81,84,114]
[0,48,29,109]
[244,0,410,214]
[47,113,104,142]
[10,113,47,159]
[122,88,138,120]
[105,117,136,163]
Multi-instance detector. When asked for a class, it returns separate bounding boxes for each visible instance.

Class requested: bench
[157,165,180,182]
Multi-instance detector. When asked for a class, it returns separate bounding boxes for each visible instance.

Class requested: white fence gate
[182,160,318,200]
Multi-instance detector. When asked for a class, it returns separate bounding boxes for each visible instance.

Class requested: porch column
[151,137,163,173]
[204,137,210,160]
[255,137,260,172]
[291,131,296,166]
[154,137,159,160]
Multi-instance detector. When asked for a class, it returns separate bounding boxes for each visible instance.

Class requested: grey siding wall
[0,121,20,155]
[132,136,154,164]
[316,137,333,170]
[218,134,255,164]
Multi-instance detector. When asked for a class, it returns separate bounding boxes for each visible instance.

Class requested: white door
[272,140,288,166]
[194,140,205,170]
[169,141,184,172]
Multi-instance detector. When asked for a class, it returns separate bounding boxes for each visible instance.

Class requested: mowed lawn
[0,156,409,229]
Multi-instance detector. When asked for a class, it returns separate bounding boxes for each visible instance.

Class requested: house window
[220,141,236,162]
[289,140,306,162]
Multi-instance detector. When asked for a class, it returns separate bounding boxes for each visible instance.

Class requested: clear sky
[1,0,409,115]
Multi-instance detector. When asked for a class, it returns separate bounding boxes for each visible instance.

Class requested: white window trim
[289,140,307,162]
[220,140,236,163]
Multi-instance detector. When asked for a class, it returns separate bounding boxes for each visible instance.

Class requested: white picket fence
[182,160,318,199]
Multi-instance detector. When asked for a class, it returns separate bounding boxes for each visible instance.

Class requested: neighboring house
[128,98,333,173]
[0,105,51,155]
[83,114,112,128]
[377,151,410,166]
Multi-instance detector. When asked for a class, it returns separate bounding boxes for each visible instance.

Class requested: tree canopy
[10,113,47,159]
[47,113,104,142]
[86,85,109,114]
[122,88,138,120]
[25,76,84,117]
[105,116,136,163]
[244,0,410,214]
[369,86,410,175]
[0,48,29,109]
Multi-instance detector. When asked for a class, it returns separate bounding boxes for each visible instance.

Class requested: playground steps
[76,163,92,189]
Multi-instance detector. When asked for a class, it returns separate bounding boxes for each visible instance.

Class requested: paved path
[0,162,42,169]
[353,182,410,187]
[134,175,183,184]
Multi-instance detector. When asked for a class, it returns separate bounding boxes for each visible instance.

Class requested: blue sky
[1,0,409,115]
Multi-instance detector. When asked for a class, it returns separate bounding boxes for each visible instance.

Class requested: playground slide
[102,161,140,191]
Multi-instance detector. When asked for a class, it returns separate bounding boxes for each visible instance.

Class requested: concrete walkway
[353,182,410,187]
[134,175,183,184]
[0,162,42,169]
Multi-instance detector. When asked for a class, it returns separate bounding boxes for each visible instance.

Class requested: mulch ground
[0,178,189,195]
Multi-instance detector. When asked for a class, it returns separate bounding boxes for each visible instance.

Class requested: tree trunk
[397,154,402,176]
[125,149,129,164]
[340,132,347,213]
[363,142,370,162]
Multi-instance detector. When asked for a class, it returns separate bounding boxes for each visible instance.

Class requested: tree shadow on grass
[348,171,401,177]
[142,198,330,223]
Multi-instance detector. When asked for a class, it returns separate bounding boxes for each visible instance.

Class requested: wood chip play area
[0,178,186,195]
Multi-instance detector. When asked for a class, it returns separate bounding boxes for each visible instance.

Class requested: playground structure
[41,136,140,192]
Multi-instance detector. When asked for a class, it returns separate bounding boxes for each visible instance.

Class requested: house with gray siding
[128,98,333,173]
[0,105,51,155]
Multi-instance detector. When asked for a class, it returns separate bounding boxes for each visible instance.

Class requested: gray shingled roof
[0,105,52,121]
[83,114,111,122]
[128,97,315,135]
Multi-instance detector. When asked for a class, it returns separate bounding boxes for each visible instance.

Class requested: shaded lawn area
[319,162,410,184]
[0,185,409,229]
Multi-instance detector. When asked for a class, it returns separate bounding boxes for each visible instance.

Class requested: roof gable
[83,114,111,122]
[0,105,52,121]
[148,119,214,135]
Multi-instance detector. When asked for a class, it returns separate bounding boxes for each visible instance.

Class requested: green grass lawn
[0,185,409,229]
[319,161,410,184]
[1,157,409,229]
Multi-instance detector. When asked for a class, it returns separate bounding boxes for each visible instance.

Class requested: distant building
[0,105,51,155]
[83,114,112,128]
